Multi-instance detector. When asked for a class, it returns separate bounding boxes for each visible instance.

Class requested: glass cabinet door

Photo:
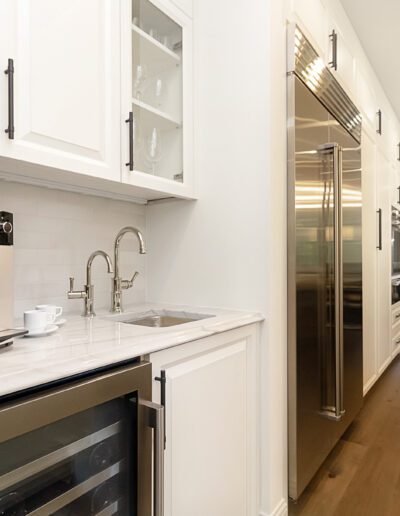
[122,0,193,195]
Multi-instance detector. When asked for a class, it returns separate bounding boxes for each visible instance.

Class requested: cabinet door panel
[362,129,377,393]
[0,0,120,181]
[150,326,258,516]
[164,341,247,516]
[377,150,392,373]
[292,0,328,57]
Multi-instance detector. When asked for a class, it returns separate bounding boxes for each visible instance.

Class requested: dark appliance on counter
[0,360,164,516]
[0,211,14,339]
[287,25,363,500]
[0,211,28,347]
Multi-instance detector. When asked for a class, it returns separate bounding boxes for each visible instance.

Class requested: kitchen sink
[105,310,213,328]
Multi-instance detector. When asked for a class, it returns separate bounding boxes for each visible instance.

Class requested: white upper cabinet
[356,68,377,133]
[0,0,121,181]
[120,0,194,199]
[291,0,329,58]
[170,0,193,18]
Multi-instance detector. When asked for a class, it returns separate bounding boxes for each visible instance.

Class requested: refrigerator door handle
[333,144,345,421]
[318,143,345,422]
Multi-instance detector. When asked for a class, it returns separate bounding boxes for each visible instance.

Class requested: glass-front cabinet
[121,0,194,199]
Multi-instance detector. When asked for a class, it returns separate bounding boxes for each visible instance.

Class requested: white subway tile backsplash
[1,181,147,318]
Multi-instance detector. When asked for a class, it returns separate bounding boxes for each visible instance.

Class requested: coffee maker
[0,212,27,346]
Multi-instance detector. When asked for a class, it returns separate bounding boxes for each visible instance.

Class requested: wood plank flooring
[289,355,400,516]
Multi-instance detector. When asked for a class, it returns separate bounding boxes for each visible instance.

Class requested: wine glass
[145,128,163,175]
[133,64,147,100]
[149,78,167,109]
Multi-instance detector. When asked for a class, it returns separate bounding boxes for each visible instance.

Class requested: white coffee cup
[36,304,63,319]
[24,310,55,332]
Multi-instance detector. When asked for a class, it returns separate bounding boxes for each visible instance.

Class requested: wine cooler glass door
[0,361,156,516]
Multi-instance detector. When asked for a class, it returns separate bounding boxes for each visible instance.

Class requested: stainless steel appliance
[287,25,363,500]
[0,360,164,515]
[392,206,400,276]
[391,207,400,305]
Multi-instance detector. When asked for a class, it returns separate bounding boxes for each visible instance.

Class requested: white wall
[0,181,146,318]
[146,1,288,515]
[147,1,400,516]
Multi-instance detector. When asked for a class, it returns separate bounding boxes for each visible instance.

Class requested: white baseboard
[363,374,378,396]
[260,498,288,516]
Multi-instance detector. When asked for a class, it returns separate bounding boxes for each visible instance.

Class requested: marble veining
[0,303,263,398]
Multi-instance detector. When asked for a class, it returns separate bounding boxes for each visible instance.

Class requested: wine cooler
[0,360,164,516]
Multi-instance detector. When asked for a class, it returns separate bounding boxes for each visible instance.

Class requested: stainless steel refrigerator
[287,25,363,500]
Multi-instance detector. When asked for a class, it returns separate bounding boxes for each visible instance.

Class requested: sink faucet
[111,227,146,313]
[68,250,114,317]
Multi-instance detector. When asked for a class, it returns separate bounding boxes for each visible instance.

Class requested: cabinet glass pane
[132,0,183,182]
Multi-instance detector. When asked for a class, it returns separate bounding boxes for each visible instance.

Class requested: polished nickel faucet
[68,250,114,317]
[111,227,146,313]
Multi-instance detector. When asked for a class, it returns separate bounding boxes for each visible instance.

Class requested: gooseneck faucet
[111,227,146,313]
[68,250,114,317]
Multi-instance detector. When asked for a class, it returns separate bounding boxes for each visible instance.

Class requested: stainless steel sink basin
[105,310,213,328]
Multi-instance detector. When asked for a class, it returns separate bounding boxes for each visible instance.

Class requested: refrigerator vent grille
[290,25,362,144]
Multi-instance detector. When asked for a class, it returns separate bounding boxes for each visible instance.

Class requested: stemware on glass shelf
[148,78,167,109]
[145,128,163,175]
[148,27,159,41]
[133,64,147,101]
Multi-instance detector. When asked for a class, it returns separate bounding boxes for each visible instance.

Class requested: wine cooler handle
[141,399,165,516]
[4,58,14,139]
[125,111,134,171]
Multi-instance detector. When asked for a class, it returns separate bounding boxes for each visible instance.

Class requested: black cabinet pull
[397,143,400,161]
[125,111,134,171]
[4,58,14,139]
[329,30,337,71]
[155,370,166,449]
[377,208,382,250]
[377,109,382,135]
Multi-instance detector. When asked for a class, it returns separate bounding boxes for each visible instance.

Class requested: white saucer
[54,318,67,327]
[24,325,59,338]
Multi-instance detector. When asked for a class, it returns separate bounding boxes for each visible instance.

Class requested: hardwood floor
[289,355,400,516]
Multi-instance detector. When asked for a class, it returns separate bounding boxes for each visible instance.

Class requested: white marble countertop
[0,303,263,399]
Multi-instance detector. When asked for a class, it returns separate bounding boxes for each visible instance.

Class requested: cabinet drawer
[392,307,400,326]
[393,332,400,350]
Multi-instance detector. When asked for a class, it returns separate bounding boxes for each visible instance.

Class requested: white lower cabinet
[149,324,259,516]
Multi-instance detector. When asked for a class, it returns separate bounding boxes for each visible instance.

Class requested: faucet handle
[68,276,87,300]
[121,271,139,290]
